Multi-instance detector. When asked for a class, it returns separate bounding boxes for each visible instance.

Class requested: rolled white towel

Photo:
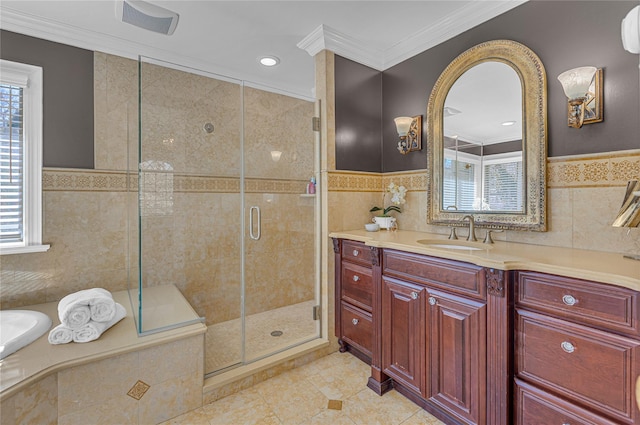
[58,288,116,328]
[72,302,126,343]
[48,324,73,345]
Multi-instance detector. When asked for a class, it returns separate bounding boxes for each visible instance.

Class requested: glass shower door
[136,57,244,375]
[135,56,321,376]
[242,86,321,363]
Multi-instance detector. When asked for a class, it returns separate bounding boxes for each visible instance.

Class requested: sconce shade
[622,5,640,54]
[612,180,640,228]
[557,67,597,100]
[394,117,414,136]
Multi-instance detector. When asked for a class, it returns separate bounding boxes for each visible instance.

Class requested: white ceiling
[0,0,526,98]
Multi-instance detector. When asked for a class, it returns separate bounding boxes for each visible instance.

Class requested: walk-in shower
[129,56,321,376]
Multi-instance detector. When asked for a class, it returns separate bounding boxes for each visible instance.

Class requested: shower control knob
[352,275,360,282]
[352,318,359,325]
[353,250,359,257]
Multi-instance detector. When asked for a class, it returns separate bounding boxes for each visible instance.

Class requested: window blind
[483,160,523,211]
[0,84,24,243]
[443,158,477,210]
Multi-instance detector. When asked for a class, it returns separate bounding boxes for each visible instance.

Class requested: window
[482,152,523,212]
[0,59,49,254]
[443,150,480,211]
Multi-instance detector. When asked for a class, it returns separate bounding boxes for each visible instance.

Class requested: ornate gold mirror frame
[427,40,548,231]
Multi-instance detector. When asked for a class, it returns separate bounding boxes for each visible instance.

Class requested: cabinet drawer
[383,249,485,299]
[516,379,619,425]
[517,271,639,337]
[340,302,373,357]
[516,310,640,423]
[342,240,373,267]
[341,262,373,311]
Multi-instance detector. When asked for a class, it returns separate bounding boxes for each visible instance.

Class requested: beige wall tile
[138,336,203,385]
[138,371,203,425]
[1,374,57,425]
[58,351,138,416]
[58,395,138,425]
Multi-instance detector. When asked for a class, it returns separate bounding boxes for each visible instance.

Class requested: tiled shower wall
[1,53,317,324]
[328,150,640,257]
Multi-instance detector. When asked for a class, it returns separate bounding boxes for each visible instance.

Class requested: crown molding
[0,7,314,99]
[382,0,528,69]
[297,24,385,70]
[298,1,528,71]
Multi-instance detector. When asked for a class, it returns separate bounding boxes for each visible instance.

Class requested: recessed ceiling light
[501,121,516,126]
[259,56,280,67]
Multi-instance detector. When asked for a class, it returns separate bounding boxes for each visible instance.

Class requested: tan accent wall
[327,150,640,257]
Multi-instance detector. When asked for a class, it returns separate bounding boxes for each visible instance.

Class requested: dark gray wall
[1,30,94,169]
[335,56,383,172]
[335,1,640,172]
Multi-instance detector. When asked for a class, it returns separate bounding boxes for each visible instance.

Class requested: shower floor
[205,300,318,374]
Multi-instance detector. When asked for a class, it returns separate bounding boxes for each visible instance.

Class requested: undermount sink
[0,310,52,360]
[416,239,491,251]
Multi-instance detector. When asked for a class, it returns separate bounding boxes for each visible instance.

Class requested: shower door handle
[249,206,261,240]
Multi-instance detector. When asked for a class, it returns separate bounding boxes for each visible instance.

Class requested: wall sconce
[394,115,422,154]
[270,150,282,162]
[557,67,603,128]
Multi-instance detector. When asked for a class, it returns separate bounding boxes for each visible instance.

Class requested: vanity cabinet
[381,249,489,425]
[334,239,377,362]
[381,276,426,397]
[515,271,640,424]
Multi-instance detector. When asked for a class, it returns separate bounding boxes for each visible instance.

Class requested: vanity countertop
[330,230,640,292]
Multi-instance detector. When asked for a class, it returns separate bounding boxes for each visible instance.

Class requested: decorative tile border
[43,168,135,192]
[382,171,428,191]
[328,151,640,192]
[326,171,381,192]
[43,169,307,194]
[327,170,434,192]
[43,149,640,194]
[547,150,640,188]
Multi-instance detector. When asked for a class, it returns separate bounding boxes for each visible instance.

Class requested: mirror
[427,40,547,231]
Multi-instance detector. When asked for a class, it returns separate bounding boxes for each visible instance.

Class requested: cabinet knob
[352,249,359,257]
[562,294,577,306]
[352,275,360,282]
[352,318,359,325]
[428,296,437,305]
[561,341,575,354]
[411,291,419,300]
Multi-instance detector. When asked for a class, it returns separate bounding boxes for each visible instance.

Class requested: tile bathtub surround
[167,352,445,425]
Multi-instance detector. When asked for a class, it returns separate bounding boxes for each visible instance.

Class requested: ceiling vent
[116,0,179,35]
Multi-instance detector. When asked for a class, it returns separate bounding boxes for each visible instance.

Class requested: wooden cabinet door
[381,276,426,397]
[427,288,487,425]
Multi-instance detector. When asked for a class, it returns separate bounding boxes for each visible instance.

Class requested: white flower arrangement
[370,182,407,217]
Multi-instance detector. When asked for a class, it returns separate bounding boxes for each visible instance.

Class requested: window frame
[0,59,49,255]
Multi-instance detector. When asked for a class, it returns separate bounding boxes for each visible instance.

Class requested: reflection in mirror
[442,62,523,213]
[427,40,548,231]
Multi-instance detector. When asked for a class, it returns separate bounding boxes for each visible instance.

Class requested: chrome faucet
[462,215,477,242]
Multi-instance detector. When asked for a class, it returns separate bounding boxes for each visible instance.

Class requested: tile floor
[206,300,318,373]
[162,351,445,425]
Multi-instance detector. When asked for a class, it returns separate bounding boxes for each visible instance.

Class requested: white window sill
[0,244,51,255]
